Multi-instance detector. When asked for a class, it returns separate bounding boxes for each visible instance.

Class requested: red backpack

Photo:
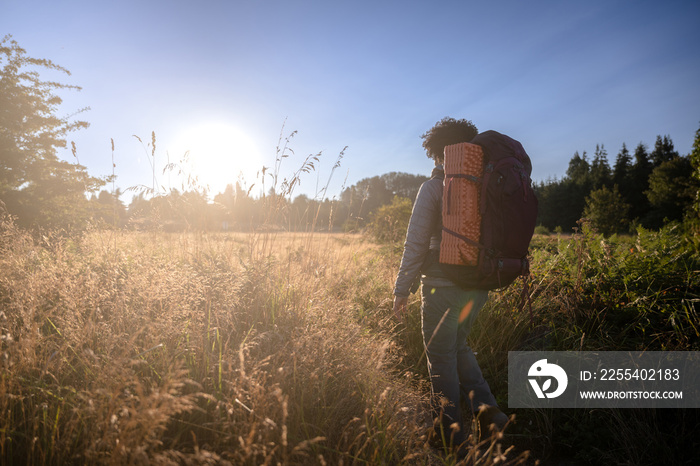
[439,130,538,291]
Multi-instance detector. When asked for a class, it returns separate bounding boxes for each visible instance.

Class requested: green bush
[367,196,413,244]
[468,222,700,464]
[583,185,631,236]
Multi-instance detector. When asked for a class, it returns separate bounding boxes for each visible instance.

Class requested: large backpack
[438,130,538,291]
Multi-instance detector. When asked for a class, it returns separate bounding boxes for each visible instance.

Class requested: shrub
[476,221,700,464]
[583,185,630,236]
[367,196,413,244]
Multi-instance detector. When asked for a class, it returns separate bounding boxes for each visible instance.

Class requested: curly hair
[420,117,478,162]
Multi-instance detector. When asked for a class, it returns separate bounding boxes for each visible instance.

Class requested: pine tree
[613,143,632,187]
[534,177,581,232]
[650,135,679,167]
[611,143,634,224]
[590,144,611,189]
[689,122,700,221]
[566,151,590,185]
[646,156,697,227]
[629,143,652,225]
[633,142,652,179]
[553,151,593,232]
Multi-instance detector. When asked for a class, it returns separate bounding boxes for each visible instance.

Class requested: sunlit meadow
[1,129,698,465]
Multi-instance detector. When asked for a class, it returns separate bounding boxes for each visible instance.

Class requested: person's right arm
[392,179,441,311]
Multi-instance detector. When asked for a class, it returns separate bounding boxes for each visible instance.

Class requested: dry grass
[0,212,528,465]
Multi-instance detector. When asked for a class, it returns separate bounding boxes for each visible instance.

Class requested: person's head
[421,117,478,163]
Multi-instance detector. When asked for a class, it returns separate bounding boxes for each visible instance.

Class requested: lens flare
[169,121,262,196]
[459,300,474,323]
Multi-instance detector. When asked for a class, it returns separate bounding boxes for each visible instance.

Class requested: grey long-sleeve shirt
[393,166,454,297]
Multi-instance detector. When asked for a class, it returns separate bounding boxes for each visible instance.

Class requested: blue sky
[3,0,699,200]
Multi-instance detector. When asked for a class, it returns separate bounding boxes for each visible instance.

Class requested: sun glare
[169,122,263,196]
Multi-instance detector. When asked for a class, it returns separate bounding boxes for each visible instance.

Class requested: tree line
[86,171,429,233]
[89,130,700,237]
[536,134,700,235]
[2,35,699,236]
[361,129,700,243]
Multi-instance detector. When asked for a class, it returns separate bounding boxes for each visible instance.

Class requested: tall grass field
[1,207,699,464]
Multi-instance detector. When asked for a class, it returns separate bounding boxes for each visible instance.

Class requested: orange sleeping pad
[440,142,483,266]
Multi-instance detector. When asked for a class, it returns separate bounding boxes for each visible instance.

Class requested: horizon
[3,0,699,202]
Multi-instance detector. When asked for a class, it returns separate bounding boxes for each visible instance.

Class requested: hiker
[392,117,508,449]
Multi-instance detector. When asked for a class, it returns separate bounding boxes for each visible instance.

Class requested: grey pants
[421,285,497,444]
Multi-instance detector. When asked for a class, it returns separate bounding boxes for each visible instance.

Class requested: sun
[169,122,263,196]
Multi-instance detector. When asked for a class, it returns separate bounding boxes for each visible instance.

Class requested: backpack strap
[444,173,481,183]
[442,226,484,251]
